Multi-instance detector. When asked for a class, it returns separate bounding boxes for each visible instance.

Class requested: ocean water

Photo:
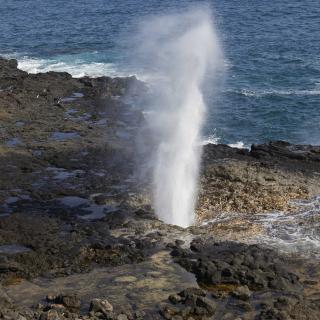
[1,0,319,146]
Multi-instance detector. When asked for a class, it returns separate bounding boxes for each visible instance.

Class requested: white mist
[137,7,223,227]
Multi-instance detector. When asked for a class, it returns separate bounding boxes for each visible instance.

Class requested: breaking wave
[2,53,124,78]
[201,133,220,145]
[17,56,120,78]
[202,134,248,149]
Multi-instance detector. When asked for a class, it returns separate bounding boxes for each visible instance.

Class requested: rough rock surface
[198,142,320,220]
[0,58,320,320]
[168,238,320,320]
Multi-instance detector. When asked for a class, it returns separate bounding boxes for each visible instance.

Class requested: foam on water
[16,56,120,78]
[203,196,320,258]
[228,141,248,149]
[253,196,320,257]
[236,88,320,98]
[201,133,220,145]
[201,134,249,149]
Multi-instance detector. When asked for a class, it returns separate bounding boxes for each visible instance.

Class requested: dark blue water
[1,0,319,146]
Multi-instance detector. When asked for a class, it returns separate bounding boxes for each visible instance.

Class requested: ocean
[1,0,319,146]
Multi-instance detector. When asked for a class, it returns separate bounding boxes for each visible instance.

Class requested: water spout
[137,7,223,227]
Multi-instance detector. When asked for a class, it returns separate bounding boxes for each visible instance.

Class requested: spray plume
[136,7,223,227]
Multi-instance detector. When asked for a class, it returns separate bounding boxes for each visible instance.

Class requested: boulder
[231,285,252,301]
[89,298,113,315]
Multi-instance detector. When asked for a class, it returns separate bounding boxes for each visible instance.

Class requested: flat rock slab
[4,251,197,313]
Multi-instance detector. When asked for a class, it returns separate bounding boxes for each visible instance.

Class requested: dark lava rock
[174,238,301,292]
[0,57,320,320]
[169,238,320,320]
[178,287,206,298]
[231,285,252,301]
[59,294,81,312]
[0,211,157,283]
[251,140,320,162]
[168,294,182,304]
[160,287,216,319]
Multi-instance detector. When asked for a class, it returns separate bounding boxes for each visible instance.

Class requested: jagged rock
[174,239,301,292]
[60,294,81,312]
[198,141,320,221]
[161,287,216,319]
[178,287,206,298]
[160,305,180,319]
[40,309,61,320]
[89,298,113,315]
[46,294,57,302]
[168,294,182,304]
[0,57,320,320]
[231,285,252,301]
[0,284,12,307]
[195,296,216,313]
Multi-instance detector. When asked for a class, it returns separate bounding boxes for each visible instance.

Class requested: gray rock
[178,287,206,298]
[168,294,182,304]
[231,285,252,301]
[89,298,113,315]
[60,294,81,311]
[195,296,216,314]
[40,309,61,320]
[0,284,12,307]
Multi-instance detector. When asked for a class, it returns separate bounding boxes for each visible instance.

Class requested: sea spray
[136,7,223,227]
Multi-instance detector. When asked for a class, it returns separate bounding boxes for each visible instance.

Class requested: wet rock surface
[198,142,320,220]
[0,58,320,319]
[166,238,320,319]
[174,238,301,292]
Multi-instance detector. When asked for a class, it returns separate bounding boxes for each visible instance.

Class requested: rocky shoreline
[0,57,320,319]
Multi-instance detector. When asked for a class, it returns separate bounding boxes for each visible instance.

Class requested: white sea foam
[228,141,248,149]
[18,58,117,77]
[201,135,249,149]
[13,56,121,78]
[237,88,320,97]
[201,133,220,145]
[203,196,320,258]
[252,196,320,257]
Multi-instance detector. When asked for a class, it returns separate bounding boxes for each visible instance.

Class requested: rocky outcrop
[0,57,320,320]
[198,141,320,220]
[168,238,320,320]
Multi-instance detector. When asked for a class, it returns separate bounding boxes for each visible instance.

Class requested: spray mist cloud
[136,7,223,227]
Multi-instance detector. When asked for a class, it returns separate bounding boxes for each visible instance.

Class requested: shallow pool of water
[0,244,31,254]
[60,92,84,103]
[57,196,89,208]
[4,251,197,313]
[50,132,80,141]
[6,137,22,147]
